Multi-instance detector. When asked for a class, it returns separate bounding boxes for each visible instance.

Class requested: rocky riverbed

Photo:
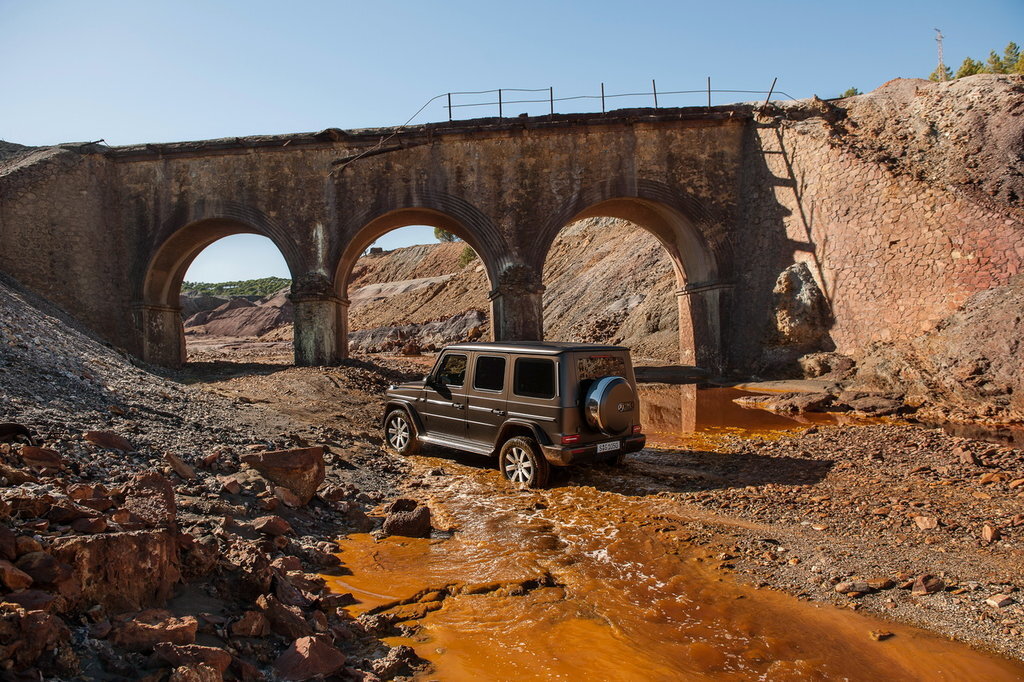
[2,270,1024,679]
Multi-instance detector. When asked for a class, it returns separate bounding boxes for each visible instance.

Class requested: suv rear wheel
[499,436,550,489]
[385,409,421,456]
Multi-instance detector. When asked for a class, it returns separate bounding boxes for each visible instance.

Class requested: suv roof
[441,341,630,355]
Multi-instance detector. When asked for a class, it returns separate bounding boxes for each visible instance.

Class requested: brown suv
[382,342,646,487]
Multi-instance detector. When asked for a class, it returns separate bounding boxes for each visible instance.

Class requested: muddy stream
[326,386,1024,680]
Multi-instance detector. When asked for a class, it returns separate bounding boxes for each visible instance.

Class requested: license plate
[597,441,620,454]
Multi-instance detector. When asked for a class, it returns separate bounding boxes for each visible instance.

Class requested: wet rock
[869,630,894,641]
[0,559,33,589]
[241,447,325,506]
[230,610,270,637]
[382,499,431,538]
[122,472,177,529]
[84,431,135,452]
[371,644,420,679]
[253,516,293,537]
[50,529,180,612]
[273,635,346,681]
[153,643,232,674]
[257,593,314,639]
[911,574,945,596]
[165,453,197,480]
[110,609,198,651]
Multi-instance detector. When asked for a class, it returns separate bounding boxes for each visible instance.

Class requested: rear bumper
[541,434,646,466]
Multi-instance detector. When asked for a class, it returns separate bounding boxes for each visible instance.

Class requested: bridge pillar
[489,266,544,342]
[291,275,345,366]
[136,303,186,367]
[676,282,730,372]
[291,294,345,366]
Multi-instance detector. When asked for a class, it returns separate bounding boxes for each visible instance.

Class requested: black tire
[384,409,421,456]
[498,436,550,489]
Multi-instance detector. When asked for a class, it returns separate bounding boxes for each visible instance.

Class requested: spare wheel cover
[584,376,635,435]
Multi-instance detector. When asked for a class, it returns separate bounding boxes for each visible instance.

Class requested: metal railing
[438,78,793,121]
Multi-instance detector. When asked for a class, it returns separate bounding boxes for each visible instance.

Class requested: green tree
[839,87,861,98]
[985,42,1020,74]
[954,57,985,79]
[458,245,478,267]
[434,227,458,242]
[929,65,952,82]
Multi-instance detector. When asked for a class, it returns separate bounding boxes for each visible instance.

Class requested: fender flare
[494,419,551,453]
[383,401,424,435]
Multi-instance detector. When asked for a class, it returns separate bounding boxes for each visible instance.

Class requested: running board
[418,434,494,456]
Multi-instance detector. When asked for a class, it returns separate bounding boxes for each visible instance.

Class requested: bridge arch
[334,205,503,358]
[138,207,303,367]
[536,183,728,368]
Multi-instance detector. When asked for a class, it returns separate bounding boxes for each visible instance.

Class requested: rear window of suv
[513,358,555,399]
[577,355,627,383]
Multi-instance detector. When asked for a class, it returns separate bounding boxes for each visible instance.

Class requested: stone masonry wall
[753,118,1024,357]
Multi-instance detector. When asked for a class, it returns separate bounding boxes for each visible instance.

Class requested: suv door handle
[492,409,506,416]
[453,403,465,410]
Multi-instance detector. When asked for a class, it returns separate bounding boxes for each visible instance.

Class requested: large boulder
[241,447,325,505]
[273,635,346,681]
[770,262,832,348]
[381,499,431,538]
[50,529,181,612]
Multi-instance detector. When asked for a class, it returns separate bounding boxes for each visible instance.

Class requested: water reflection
[639,386,857,449]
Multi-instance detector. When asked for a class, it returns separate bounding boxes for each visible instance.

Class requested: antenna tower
[934,28,947,80]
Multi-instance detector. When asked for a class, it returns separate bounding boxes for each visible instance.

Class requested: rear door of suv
[465,352,509,445]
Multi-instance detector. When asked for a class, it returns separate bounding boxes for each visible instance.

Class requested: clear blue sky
[3,0,1020,281]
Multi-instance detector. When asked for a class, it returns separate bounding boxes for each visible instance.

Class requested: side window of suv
[513,357,556,399]
[436,354,467,386]
[473,355,506,392]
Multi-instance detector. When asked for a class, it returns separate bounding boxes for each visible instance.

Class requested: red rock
[274,486,302,508]
[71,516,108,534]
[50,529,181,612]
[0,559,33,589]
[0,589,58,612]
[154,643,232,673]
[257,593,314,639]
[110,609,198,651]
[241,447,325,506]
[382,502,431,538]
[230,610,270,637]
[253,516,293,537]
[218,475,242,495]
[18,445,63,471]
[0,461,38,484]
[270,556,302,572]
[78,496,115,512]
[0,524,16,560]
[168,664,222,682]
[911,574,945,596]
[84,431,135,452]
[986,594,1015,608]
[15,535,42,556]
[1,609,70,670]
[273,635,346,681]
[165,453,197,480]
[982,524,1001,544]
[122,472,177,529]
[15,551,73,585]
[913,516,938,531]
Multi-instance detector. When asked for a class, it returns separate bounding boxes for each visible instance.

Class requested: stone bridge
[3,103,1022,372]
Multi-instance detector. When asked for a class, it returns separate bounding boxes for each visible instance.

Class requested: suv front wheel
[499,437,550,489]
[384,409,421,456]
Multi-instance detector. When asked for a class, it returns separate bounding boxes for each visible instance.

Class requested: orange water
[327,464,1024,681]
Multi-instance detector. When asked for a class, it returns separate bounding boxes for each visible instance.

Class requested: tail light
[560,434,580,445]
[632,424,642,434]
